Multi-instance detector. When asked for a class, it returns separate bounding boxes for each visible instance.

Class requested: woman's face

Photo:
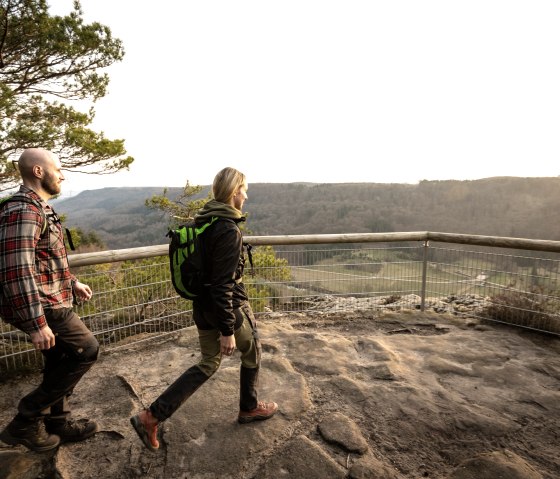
[233,182,248,210]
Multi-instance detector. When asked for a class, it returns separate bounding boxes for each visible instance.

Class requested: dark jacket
[194,200,249,336]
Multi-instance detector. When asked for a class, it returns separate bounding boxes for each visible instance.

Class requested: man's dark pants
[17,307,99,419]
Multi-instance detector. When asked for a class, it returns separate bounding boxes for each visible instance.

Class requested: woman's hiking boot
[0,414,60,452]
[238,400,279,424]
[130,409,160,451]
[238,365,279,423]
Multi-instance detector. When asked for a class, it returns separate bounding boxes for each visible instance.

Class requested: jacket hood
[194,199,246,223]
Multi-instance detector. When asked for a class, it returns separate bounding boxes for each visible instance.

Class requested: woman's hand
[220,334,236,356]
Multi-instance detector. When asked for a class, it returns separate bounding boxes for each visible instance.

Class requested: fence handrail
[425,232,560,253]
[68,231,560,268]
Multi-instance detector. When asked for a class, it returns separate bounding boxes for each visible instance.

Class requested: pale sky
[48,1,560,195]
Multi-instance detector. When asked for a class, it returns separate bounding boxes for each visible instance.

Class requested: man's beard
[41,173,61,196]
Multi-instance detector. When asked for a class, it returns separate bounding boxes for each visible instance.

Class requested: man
[0,148,99,452]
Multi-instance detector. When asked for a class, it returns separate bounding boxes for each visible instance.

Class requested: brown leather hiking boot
[0,415,60,452]
[238,401,279,424]
[130,409,160,451]
[45,417,98,443]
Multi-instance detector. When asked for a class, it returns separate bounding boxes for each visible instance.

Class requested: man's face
[40,155,65,196]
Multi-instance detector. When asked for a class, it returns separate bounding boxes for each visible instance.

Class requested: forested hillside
[55,177,560,249]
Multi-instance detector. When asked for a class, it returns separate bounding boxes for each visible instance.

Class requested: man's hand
[73,281,93,302]
[30,326,56,350]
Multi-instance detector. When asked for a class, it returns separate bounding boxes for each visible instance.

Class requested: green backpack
[166,216,254,300]
[166,217,220,300]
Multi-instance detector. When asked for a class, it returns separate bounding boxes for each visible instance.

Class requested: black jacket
[194,201,249,335]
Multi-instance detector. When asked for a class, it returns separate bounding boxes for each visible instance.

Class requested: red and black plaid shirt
[0,186,75,333]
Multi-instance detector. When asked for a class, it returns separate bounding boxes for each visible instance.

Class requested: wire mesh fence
[2,235,560,376]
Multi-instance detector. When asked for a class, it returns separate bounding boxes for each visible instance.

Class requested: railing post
[420,240,429,312]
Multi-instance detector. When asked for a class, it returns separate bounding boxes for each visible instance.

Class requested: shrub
[483,287,560,333]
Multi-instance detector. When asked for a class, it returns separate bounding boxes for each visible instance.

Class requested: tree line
[56,176,560,250]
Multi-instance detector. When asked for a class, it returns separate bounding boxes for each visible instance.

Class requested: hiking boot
[0,415,60,452]
[130,409,160,451]
[238,401,278,424]
[45,417,98,443]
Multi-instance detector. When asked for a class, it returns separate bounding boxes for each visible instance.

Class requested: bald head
[18,148,55,180]
[18,148,64,199]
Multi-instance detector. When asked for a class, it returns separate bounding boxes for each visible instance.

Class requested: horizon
[54,173,560,201]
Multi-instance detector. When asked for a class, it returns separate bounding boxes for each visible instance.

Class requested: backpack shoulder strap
[195,215,220,232]
[244,242,254,275]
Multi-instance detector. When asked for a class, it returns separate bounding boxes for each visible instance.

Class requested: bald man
[0,148,99,452]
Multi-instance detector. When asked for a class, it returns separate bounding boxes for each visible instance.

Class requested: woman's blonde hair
[212,167,246,203]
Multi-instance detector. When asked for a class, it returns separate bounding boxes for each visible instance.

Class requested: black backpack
[0,194,48,235]
[0,194,75,250]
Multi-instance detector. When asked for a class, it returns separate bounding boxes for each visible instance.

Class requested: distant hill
[53,178,560,250]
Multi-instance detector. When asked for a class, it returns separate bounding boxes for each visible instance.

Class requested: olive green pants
[197,305,260,377]
[149,303,261,421]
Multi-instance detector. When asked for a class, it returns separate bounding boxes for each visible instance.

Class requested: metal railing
[2,232,560,375]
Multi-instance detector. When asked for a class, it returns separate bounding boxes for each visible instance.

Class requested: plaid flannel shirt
[0,186,75,333]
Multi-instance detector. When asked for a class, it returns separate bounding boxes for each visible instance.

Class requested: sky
[48,1,560,195]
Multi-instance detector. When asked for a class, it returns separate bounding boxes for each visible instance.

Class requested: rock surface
[1,309,559,478]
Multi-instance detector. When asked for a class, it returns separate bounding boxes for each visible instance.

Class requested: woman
[130,167,278,451]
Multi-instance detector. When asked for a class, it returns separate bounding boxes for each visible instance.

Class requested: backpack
[166,216,254,300]
[166,216,220,300]
[0,194,48,235]
[0,194,75,249]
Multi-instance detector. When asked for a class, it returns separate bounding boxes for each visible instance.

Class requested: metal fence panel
[2,236,560,376]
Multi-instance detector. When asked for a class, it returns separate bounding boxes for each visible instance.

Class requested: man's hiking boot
[45,416,98,443]
[238,401,278,424]
[0,415,60,452]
